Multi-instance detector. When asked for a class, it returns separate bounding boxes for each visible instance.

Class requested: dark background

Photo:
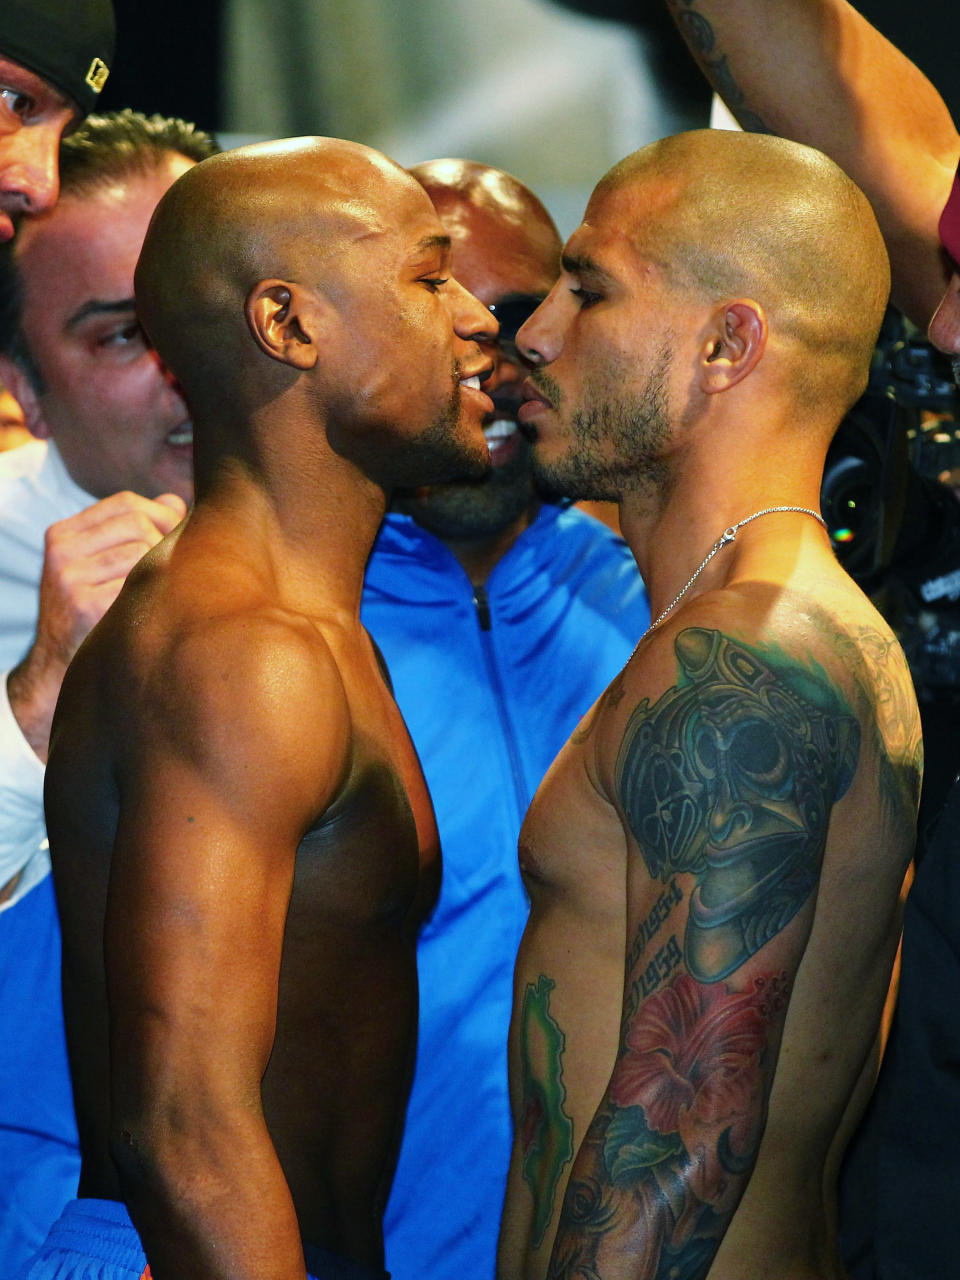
[96,1,959,138]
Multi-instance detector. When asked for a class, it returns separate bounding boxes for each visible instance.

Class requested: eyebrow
[561,252,616,287]
[409,234,451,259]
[0,57,72,111]
[65,299,137,331]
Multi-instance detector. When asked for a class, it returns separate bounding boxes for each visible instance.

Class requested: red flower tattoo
[611,971,790,1151]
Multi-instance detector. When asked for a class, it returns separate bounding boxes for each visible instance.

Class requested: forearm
[665,0,960,325]
[547,1091,752,1280]
[114,1104,308,1280]
[0,670,50,906]
[6,647,69,764]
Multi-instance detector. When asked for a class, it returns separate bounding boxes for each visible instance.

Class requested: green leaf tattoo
[604,1105,683,1185]
[519,975,575,1247]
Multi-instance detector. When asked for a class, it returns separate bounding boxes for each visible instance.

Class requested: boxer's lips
[517,378,552,426]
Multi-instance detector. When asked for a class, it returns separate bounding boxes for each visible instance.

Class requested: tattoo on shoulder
[519,976,576,1248]
[615,627,860,981]
[665,1,772,133]
[834,624,923,814]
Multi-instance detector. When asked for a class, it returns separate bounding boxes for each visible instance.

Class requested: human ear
[245,280,319,370]
[0,354,48,437]
[698,299,767,394]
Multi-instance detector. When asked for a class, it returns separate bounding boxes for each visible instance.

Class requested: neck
[195,449,388,620]
[619,463,827,627]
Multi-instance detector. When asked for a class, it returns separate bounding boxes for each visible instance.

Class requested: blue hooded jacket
[362,503,649,1280]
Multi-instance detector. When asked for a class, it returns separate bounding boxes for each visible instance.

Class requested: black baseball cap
[0,0,115,115]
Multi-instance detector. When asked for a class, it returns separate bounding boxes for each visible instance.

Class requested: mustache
[528,369,564,407]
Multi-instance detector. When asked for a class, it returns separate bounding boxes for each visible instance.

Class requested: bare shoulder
[113,595,354,826]
[591,576,920,863]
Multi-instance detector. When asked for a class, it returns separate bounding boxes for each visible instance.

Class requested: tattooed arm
[664,0,959,327]
[546,627,861,1280]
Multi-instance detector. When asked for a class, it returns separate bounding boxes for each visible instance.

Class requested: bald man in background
[25,137,497,1280]
[498,130,920,1280]
[362,160,648,1280]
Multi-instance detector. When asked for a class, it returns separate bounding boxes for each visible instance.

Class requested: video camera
[821,309,960,696]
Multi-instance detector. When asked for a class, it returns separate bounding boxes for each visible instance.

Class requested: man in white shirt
[0,107,216,1275]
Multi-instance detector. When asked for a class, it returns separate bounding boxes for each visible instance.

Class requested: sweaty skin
[498,130,921,1280]
[45,136,497,1280]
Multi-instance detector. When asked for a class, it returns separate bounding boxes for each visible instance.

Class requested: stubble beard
[531,344,674,504]
[393,429,536,541]
[382,377,491,490]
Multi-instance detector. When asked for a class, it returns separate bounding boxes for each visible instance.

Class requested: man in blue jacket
[362,159,650,1280]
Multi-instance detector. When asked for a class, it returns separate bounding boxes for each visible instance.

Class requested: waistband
[45,1199,389,1279]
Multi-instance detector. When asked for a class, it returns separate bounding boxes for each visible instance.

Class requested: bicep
[105,627,351,1099]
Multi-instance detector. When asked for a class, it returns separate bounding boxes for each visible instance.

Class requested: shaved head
[409,158,560,266]
[593,130,891,411]
[135,136,437,417]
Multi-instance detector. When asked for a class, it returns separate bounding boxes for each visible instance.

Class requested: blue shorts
[16,1198,388,1280]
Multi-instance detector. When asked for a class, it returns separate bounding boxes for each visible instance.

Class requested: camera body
[822,310,960,696]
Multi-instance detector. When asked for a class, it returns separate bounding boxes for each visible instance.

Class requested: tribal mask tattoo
[616,628,860,981]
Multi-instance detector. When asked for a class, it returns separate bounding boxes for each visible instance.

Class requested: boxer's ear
[698,299,767,393]
[246,279,320,370]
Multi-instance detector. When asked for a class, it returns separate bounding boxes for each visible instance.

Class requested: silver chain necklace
[646,505,827,634]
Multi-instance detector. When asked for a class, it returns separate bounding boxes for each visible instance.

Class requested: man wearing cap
[659,2,960,1275]
[0,0,115,242]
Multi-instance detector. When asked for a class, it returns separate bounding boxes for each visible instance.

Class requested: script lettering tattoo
[519,976,575,1248]
[665,0,772,134]
[625,879,684,979]
[616,628,859,981]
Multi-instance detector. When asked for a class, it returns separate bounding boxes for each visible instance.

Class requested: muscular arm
[546,627,860,1279]
[105,618,350,1280]
[664,0,960,326]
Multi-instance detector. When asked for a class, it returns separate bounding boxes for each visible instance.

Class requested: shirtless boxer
[34,136,496,1280]
[497,129,922,1280]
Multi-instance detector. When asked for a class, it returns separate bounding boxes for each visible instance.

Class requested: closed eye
[571,286,602,307]
[420,277,449,293]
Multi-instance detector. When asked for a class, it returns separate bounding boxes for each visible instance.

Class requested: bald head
[593,130,891,411]
[135,136,436,415]
[409,158,560,267]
